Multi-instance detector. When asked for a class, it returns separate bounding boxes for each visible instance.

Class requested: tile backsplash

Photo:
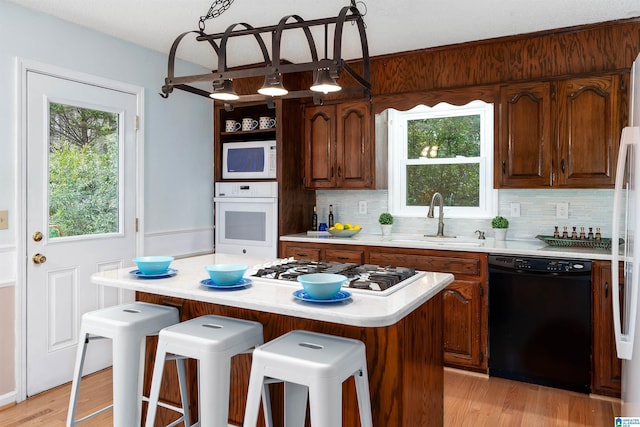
[315,189,614,240]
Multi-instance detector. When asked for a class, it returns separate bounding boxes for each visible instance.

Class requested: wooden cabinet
[214,100,316,244]
[367,248,488,372]
[592,260,623,397]
[496,73,626,188]
[280,240,489,373]
[303,101,378,189]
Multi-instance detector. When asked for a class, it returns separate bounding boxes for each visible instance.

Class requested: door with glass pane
[26,70,138,395]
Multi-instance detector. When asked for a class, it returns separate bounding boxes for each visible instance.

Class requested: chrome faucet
[427,192,445,237]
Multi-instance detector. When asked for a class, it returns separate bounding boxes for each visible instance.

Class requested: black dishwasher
[488,254,592,393]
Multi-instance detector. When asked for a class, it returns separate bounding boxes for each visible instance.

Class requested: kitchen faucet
[427,192,445,237]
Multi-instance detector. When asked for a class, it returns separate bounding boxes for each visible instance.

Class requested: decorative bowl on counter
[328,228,362,238]
[133,256,174,275]
[205,264,248,286]
[297,273,346,299]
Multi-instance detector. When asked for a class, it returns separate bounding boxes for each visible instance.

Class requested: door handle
[33,231,43,242]
[32,253,47,264]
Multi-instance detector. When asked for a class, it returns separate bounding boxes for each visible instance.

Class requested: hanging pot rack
[160,3,371,106]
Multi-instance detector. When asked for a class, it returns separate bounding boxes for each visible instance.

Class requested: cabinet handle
[502,161,505,174]
[330,167,334,178]
[605,281,609,298]
[338,166,342,178]
[561,159,565,173]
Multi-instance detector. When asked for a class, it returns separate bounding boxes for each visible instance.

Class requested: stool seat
[243,330,373,427]
[66,302,188,427]
[145,315,272,427]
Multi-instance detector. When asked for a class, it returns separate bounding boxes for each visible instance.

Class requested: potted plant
[491,215,509,241]
[379,212,394,236]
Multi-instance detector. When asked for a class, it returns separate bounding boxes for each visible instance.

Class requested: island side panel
[137,291,444,427]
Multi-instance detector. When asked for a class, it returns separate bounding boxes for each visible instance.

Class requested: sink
[391,236,483,247]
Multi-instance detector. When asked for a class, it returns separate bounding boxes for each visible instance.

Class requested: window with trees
[48,102,120,238]
[388,100,495,218]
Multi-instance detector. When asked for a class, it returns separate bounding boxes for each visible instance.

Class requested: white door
[26,70,138,395]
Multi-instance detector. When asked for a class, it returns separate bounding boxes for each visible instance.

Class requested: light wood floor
[0,368,621,426]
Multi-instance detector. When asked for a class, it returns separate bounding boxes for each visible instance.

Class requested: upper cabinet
[303,100,385,189]
[496,73,626,188]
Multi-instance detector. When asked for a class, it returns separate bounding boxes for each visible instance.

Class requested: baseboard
[444,366,490,379]
[0,391,17,409]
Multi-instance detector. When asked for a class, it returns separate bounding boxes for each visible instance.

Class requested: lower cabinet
[280,241,489,373]
[367,248,488,372]
[592,260,623,397]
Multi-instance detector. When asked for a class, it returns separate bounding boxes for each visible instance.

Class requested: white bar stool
[145,314,272,427]
[66,301,189,427]
[243,330,373,427]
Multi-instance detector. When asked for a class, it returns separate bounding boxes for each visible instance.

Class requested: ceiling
[7,0,640,70]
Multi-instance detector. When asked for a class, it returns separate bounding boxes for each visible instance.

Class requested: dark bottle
[312,205,318,231]
[328,205,334,228]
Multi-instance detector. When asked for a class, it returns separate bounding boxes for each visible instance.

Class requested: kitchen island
[91,253,454,427]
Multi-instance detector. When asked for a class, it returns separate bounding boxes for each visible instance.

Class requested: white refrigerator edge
[612,52,640,417]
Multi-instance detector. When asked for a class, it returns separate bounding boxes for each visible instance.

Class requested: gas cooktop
[251,259,425,296]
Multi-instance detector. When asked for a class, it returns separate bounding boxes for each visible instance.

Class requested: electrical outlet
[510,203,521,218]
[556,203,569,219]
[358,201,367,214]
[0,210,7,230]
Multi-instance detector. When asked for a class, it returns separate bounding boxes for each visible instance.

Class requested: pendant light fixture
[257,73,289,97]
[161,0,371,104]
[310,69,342,94]
[210,78,240,100]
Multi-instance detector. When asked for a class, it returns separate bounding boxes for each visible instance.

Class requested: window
[388,100,495,218]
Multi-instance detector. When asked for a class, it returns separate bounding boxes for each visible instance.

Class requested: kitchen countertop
[280,232,618,260]
[91,253,454,328]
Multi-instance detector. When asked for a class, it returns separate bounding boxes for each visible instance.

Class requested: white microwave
[222,140,277,180]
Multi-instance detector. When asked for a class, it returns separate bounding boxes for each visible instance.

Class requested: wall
[316,189,614,240]
[0,0,213,404]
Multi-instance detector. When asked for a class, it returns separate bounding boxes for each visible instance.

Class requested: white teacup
[225,120,241,132]
[242,118,259,131]
[259,116,276,129]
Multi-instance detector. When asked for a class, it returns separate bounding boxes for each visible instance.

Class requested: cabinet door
[336,101,372,188]
[556,75,623,187]
[496,82,552,188]
[443,280,484,370]
[304,105,336,188]
[592,261,623,397]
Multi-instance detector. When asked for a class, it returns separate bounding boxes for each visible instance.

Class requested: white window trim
[388,101,496,219]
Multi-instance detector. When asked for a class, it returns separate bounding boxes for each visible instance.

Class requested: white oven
[214,181,278,258]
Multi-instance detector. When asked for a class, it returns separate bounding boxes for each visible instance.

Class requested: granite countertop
[280,233,618,261]
[91,253,454,328]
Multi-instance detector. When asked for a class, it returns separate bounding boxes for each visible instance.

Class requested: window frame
[388,100,496,218]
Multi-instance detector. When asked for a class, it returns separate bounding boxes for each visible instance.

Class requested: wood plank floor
[0,368,621,426]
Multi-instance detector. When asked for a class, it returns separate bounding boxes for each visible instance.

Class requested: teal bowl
[297,273,346,300]
[133,256,174,275]
[205,264,248,286]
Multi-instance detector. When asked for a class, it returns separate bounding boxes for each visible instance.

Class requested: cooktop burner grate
[251,260,423,295]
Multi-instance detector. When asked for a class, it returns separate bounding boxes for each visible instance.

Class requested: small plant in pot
[379,212,394,236]
[491,215,509,241]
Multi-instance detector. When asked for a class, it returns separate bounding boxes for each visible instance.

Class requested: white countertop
[280,233,617,261]
[91,253,454,328]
